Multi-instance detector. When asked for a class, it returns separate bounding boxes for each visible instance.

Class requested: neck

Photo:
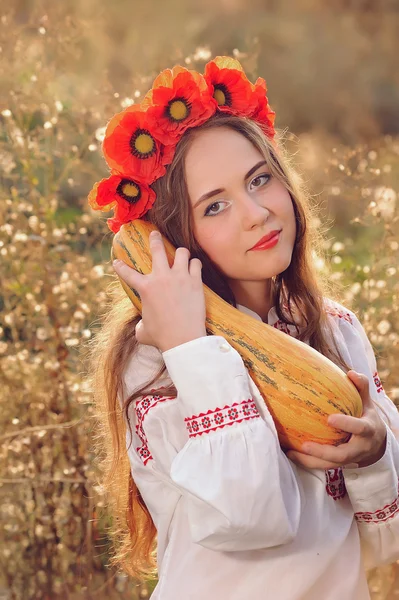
[228,279,275,322]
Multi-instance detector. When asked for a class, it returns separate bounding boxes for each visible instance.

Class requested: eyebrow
[192,160,268,209]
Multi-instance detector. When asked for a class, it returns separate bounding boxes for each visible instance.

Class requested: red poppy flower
[102,105,175,184]
[204,56,258,117]
[107,216,126,234]
[249,77,276,138]
[144,66,217,142]
[88,173,156,232]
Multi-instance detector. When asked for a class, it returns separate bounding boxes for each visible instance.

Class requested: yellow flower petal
[212,56,244,72]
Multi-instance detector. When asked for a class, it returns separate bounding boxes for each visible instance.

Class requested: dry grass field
[0,1,398,597]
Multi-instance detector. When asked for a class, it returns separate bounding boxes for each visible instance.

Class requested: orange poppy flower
[88,180,116,212]
[250,77,276,138]
[144,66,217,142]
[102,106,175,184]
[204,56,258,117]
[88,174,156,232]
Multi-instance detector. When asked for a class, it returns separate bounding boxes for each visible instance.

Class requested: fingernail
[150,230,160,237]
[113,259,122,267]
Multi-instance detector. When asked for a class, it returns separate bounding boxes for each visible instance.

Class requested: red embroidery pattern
[273,320,292,336]
[185,399,260,437]
[273,320,299,337]
[325,468,347,500]
[135,394,175,465]
[355,484,399,524]
[373,371,384,394]
[325,309,353,325]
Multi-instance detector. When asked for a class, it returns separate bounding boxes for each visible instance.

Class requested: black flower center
[213,84,232,107]
[117,179,141,204]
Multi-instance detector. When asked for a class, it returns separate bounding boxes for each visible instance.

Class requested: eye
[204,200,227,217]
[250,174,271,189]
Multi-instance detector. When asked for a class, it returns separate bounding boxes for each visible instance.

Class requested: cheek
[194,221,235,264]
[276,190,297,236]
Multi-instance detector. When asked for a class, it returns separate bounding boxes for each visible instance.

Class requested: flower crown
[88,56,276,233]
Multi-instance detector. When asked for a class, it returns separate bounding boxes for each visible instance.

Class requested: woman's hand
[287,371,387,470]
[113,230,207,352]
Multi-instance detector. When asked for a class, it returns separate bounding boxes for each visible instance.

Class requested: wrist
[159,329,207,353]
[358,432,387,468]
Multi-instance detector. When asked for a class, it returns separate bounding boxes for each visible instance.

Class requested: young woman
[89,57,399,599]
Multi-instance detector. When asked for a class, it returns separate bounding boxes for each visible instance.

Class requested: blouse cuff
[162,335,254,423]
[344,426,399,519]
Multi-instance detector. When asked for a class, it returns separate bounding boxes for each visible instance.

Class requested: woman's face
[185,126,297,284]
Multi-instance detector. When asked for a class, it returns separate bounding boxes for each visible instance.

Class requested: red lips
[249,230,281,250]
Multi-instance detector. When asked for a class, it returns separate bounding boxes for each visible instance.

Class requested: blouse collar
[236,303,300,338]
[237,303,272,323]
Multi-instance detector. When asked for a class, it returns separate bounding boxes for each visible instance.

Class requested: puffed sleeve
[128,335,302,552]
[327,301,399,569]
[326,301,399,431]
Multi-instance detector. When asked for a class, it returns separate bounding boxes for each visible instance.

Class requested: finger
[189,257,203,278]
[328,413,373,437]
[347,370,372,410]
[172,247,190,271]
[300,439,361,465]
[113,259,145,289]
[149,230,170,273]
[287,450,342,470]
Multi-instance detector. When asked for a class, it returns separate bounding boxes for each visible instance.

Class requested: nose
[237,191,270,230]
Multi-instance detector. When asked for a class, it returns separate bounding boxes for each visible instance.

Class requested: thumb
[135,319,156,347]
[347,370,372,409]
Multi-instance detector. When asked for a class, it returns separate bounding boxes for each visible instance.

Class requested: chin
[257,252,293,279]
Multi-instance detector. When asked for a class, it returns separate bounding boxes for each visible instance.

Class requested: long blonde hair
[89,114,345,579]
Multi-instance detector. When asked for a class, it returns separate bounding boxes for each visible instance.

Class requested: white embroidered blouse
[121,299,399,600]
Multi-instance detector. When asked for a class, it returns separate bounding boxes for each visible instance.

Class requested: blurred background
[0,0,398,598]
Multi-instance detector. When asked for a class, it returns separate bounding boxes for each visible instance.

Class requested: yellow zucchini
[112,220,362,451]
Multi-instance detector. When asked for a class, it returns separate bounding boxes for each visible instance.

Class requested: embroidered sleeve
[344,427,399,569]
[326,299,399,433]
[184,398,260,437]
[134,393,176,466]
[161,335,255,419]
[128,335,302,552]
[354,491,399,525]
[326,300,399,568]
